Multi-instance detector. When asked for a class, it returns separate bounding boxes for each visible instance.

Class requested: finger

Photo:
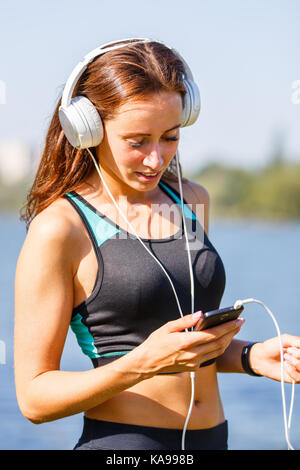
[194,318,245,344]
[284,351,300,372]
[187,323,243,358]
[188,344,221,364]
[284,361,300,384]
[166,311,203,333]
[286,347,300,361]
[177,318,244,352]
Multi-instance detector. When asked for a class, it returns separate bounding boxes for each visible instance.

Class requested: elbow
[26,415,44,425]
[18,403,48,425]
[17,397,54,425]
[16,379,61,424]
[17,395,73,424]
[22,408,57,425]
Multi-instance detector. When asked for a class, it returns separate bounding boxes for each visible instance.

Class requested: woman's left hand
[250,335,300,383]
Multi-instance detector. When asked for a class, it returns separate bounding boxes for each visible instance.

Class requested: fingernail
[192,311,203,320]
[235,318,245,325]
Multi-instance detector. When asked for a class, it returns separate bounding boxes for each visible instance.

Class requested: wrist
[241,342,263,376]
[115,346,157,382]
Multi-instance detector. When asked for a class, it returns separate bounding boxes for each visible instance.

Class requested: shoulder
[19,197,83,272]
[182,179,210,206]
[28,197,78,244]
[163,178,210,206]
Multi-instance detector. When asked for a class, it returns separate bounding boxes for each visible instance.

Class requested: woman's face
[96,91,182,195]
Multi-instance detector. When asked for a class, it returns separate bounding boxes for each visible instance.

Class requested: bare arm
[215,339,248,373]
[14,207,150,423]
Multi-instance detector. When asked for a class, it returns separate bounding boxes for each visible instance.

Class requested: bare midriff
[85,364,225,429]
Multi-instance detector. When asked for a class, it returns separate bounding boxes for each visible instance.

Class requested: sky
[0,0,299,173]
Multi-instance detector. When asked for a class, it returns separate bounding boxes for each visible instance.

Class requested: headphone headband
[59,38,200,149]
[61,38,151,108]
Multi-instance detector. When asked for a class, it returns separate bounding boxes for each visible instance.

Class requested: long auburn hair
[20,40,187,227]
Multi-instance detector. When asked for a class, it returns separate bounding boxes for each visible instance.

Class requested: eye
[127,140,144,148]
[126,134,179,148]
[164,136,179,142]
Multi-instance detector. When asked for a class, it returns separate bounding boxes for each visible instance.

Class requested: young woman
[14,39,300,451]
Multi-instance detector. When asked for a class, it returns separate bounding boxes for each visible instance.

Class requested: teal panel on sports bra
[70,314,132,359]
[159,182,196,221]
[66,192,120,246]
[70,313,100,359]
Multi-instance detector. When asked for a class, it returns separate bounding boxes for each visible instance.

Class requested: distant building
[0,140,32,185]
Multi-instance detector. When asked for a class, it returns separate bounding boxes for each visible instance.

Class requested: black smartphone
[194,305,244,331]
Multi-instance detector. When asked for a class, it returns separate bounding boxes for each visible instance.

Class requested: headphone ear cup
[59,96,103,149]
[181,79,201,127]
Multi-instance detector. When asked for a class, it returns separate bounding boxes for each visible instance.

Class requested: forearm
[216,339,249,373]
[18,349,152,424]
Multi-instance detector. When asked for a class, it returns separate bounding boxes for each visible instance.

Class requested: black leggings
[74,417,228,450]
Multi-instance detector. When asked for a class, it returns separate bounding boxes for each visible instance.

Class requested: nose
[142,144,164,170]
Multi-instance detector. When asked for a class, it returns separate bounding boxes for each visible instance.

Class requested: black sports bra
[63,180,226,370]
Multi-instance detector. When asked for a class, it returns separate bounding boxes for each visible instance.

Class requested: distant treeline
[191,160,300,220]
[1,160,300,220]
[0,172,37,219]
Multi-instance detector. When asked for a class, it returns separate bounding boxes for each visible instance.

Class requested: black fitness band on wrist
[241,342,262,376]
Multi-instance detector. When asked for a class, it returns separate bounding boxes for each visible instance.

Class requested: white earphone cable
[174,151,195,315]
[175,152,196,450]
[87,148,195,450]
[87,148,296,451]
[234,298,295,451]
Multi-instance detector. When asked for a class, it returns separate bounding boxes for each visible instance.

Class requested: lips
[135,171,161,181]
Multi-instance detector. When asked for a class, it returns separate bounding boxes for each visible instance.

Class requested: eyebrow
[120,123,181,138]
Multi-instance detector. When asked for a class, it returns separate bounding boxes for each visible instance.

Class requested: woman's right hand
[134,311,245,376]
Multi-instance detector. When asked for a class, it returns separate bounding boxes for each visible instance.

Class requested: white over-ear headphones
[58,38,201,149]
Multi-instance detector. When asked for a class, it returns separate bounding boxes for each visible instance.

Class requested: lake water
[0,214,299,450]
